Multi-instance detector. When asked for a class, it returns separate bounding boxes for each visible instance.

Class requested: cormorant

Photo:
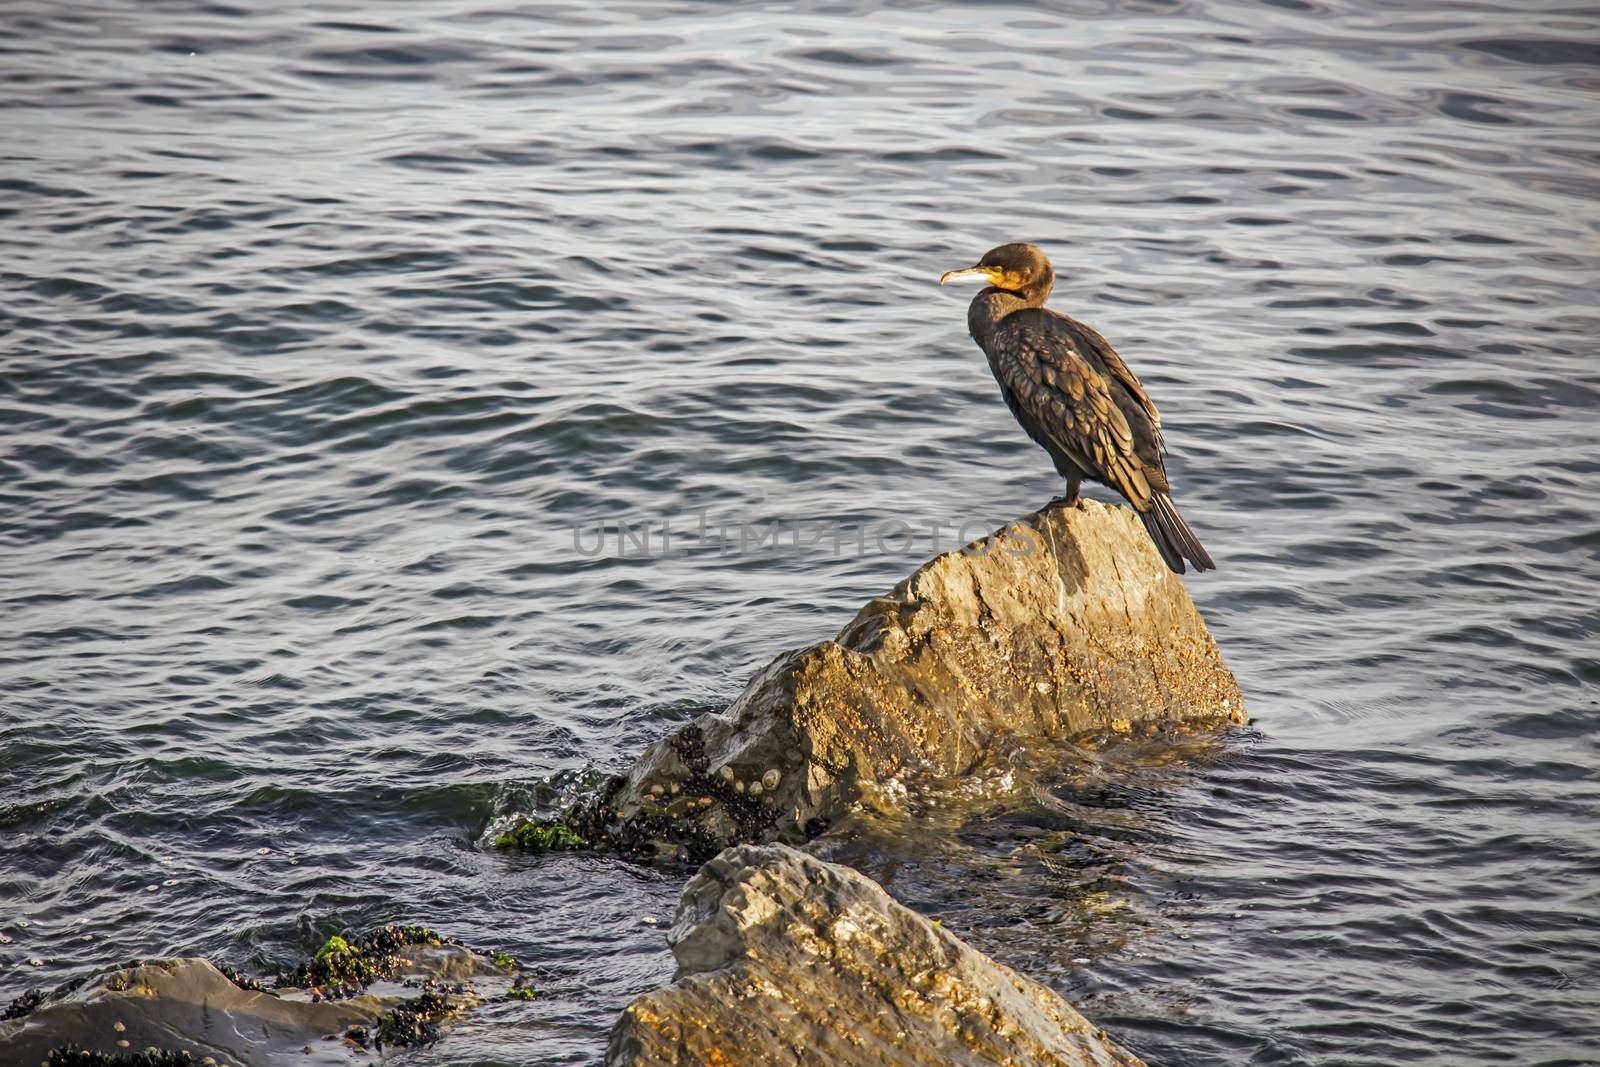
[941,242,1215,574]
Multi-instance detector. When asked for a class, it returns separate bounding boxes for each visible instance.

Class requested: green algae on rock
[494,818,589,851]
[507,503,1246,862]
[308,935,371,987]
[494,723,785,861]
[281,924,454,996]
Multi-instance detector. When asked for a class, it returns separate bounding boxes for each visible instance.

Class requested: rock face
[606,844,1145,1067]
[536,502,1243,859]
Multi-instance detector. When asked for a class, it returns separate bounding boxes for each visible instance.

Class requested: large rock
[606,844,1145,1067]
[522,502,1243,859]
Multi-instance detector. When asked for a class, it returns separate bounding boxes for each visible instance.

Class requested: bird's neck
[968,285,1048,344]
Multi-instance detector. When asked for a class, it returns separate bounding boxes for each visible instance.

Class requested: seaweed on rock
[279,923,457,997]
[495,725,784,864]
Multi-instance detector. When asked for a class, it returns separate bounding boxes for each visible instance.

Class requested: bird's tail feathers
[1139,493,1215,574]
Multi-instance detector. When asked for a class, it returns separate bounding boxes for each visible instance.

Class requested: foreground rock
[0,929,525,1065]
[2,958,381,1066]
[607,844,1144,1067]
[505,501,1244,859]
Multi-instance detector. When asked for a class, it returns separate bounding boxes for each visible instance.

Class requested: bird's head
[939,243,1054,297]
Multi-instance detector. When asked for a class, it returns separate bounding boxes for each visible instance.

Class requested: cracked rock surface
[606,843,1146,1067]
[582,502,1244,859]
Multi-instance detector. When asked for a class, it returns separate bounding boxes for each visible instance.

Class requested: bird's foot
[1045,494,1084,511]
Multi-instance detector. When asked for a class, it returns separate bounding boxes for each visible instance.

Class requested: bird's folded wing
[1074,322,1165,452]
[1068,315,1171,454]
[998,325,1154,508]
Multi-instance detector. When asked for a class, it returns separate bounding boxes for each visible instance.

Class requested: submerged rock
[606,843,1145,1067]
[507,502,1244,860]
[0,930,524,1066]
[0,957,383,1066]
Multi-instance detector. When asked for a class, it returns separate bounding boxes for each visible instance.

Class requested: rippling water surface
[3,1,1598,1064]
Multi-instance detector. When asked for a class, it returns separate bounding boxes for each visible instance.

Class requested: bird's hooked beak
[939,265,997,286]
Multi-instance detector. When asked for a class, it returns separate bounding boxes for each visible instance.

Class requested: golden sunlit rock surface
[605,844,1146,1067]
[578,502,1244,859]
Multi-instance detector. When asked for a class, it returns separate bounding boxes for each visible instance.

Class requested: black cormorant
[941,242,1215,574]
